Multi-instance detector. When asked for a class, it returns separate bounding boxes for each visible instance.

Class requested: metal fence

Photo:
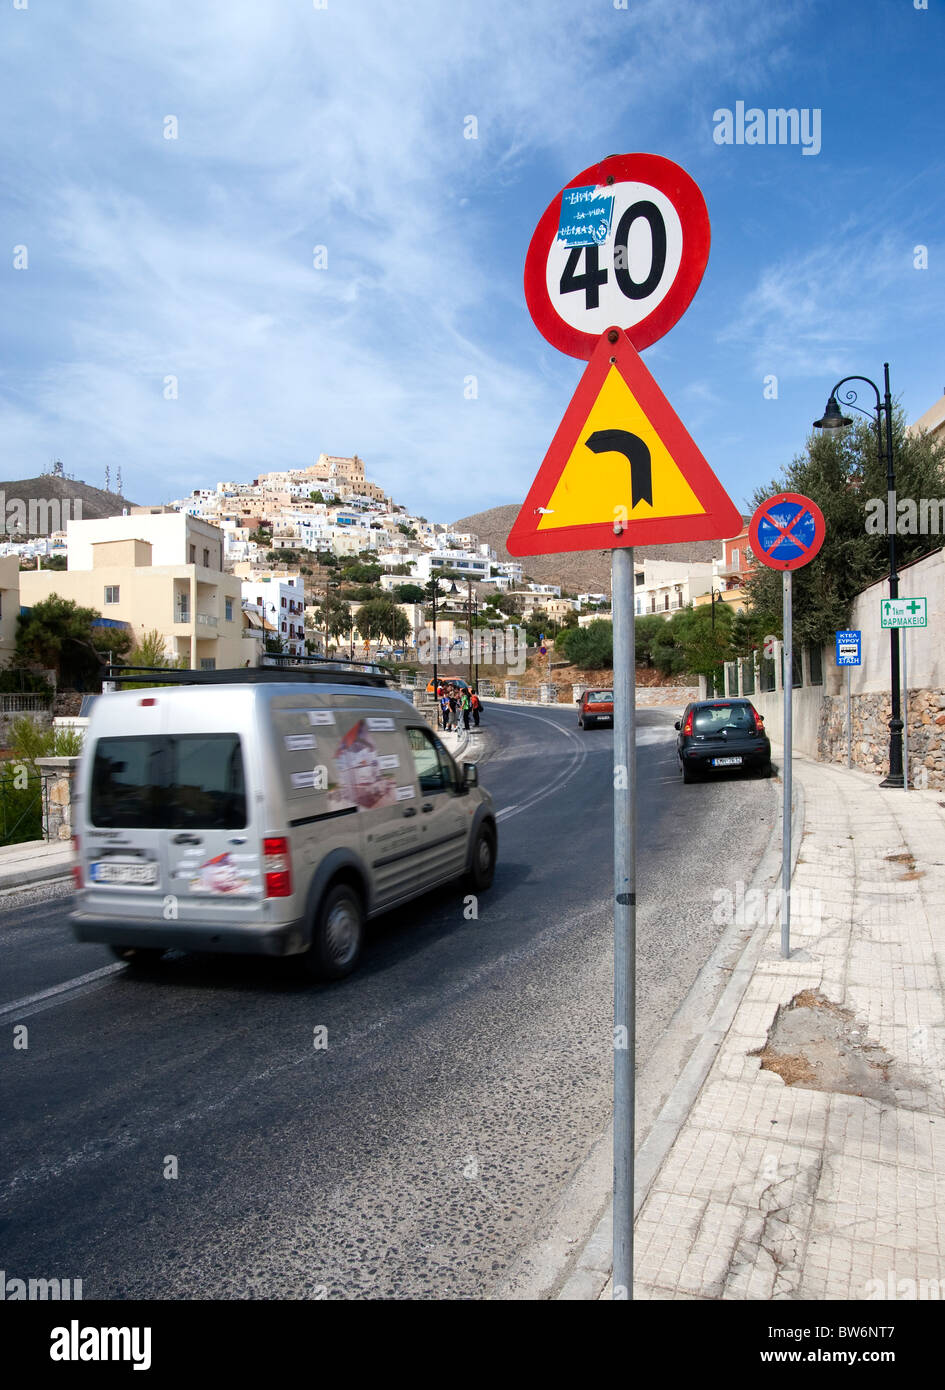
[0,768,48,846]
[0,693,52,714]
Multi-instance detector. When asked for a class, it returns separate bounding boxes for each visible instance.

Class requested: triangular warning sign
[506,328,741,555]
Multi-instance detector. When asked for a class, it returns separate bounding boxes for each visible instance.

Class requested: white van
[70,672,496,979]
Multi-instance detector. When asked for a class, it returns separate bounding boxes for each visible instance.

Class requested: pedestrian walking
[471,691,481,727]
[461,690,471,731]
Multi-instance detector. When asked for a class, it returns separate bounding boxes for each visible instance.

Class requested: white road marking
[0,963,124,1022]
[0,705,612,1019]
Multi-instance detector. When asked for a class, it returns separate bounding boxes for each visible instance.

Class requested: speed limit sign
[524,153,710,360]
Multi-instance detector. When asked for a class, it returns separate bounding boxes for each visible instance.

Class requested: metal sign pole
[846,664,852,769]
[902,627,909,790]
[612,544,635,1300]
[781,570,792,960]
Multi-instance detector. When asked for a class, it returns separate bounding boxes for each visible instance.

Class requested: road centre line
[0,963,125,1023]
[0,709,587,1020]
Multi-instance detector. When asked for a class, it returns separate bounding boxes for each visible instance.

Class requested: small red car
[578,687,614,730]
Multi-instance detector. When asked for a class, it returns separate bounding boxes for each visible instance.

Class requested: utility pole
[467,579,474,690]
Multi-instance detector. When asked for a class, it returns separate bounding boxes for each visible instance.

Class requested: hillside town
[0,450,769,680]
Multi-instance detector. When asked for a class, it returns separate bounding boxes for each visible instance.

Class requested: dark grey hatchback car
[675,698,772,783]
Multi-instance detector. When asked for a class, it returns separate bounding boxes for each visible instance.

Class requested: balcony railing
[196,613,218,628]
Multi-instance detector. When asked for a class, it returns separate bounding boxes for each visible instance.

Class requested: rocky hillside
[452,503,726,596]
[1,474,135,535]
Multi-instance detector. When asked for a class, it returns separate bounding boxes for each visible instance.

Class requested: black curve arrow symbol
[584,430,652,509]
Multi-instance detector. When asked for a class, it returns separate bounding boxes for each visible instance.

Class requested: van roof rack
[104,659,391,689]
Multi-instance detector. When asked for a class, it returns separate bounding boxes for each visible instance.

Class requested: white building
[634,557,713,617]
[411,549,491,583]
[241,575,306,656]
[495,561,524,583]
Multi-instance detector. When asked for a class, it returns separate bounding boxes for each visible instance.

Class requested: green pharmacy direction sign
[880,597,927,629]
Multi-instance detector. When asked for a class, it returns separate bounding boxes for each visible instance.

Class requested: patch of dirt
[884,851,921,880]
[751,989,936,1111]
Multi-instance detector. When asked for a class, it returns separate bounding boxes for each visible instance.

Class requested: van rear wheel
[109,945,165,970]
[306,883,364,980]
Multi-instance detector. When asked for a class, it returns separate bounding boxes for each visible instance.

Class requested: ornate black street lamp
[709,588,724,695]
[429,574,441,724]
[814,364,902,787]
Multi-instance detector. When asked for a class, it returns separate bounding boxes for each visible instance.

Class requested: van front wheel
[306,883,364,980]
[467,826,496,891]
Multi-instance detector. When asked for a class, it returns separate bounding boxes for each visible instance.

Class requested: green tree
[525,610,550,645]
[558,619,613,669]
[341,562,382,584]
[9,715,82,765]
[15,594,132,686]
[355,597,411,645]
[314,593,352,645]
[120,629,187,685]
[745,411,945,646]
[634,614,670,667]
[393,583,426,603]
[667,602,734,687]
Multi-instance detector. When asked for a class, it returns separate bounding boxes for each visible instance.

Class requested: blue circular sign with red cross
[749,492,825,571]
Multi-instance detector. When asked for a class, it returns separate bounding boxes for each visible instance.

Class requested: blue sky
[1,0,943,523]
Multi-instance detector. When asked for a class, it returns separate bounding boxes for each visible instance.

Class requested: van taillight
[263,837,292,897]
[683,710,693,736]
[72,835,83,890]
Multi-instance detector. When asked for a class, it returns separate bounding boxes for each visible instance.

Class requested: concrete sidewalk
[0,838,74,893]
[566,751,945,1300]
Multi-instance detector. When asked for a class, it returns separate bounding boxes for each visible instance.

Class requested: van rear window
[90,734,246,829]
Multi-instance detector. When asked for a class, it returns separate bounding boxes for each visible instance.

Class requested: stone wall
[819,689,945,788]
[636,685,699,708]
[34,755,80,842]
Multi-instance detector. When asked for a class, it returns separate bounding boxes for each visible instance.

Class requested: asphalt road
[0,702,777,1299]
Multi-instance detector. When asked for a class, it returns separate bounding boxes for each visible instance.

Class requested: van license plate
[90,861,157,885]
[712,756,742,767]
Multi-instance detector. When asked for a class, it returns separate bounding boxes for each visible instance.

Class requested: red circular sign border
[523,152,711,360]
[748,492,826,572]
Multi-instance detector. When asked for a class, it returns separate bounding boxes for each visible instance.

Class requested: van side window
[407,727,453,794]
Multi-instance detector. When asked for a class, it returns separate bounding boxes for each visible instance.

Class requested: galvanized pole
[612,544,635,1299]
[781,571,793,960]
[846,664,852,769]
[902,627,909,791]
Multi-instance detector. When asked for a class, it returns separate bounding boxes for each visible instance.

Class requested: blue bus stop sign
[835,630,861,666]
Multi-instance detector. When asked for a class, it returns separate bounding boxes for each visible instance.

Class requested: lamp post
[814,365,902,787]
[466,579,475,691]
[430,574,440,724]
[709,587,724,696]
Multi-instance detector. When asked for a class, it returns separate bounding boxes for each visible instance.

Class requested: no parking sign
[749,492,825,572]
[749,492,825,962]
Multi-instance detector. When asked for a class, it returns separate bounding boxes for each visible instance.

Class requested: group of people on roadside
[437,683,482,732]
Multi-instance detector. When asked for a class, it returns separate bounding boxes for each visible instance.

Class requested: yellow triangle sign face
[507,328,741,555]
[538,365,706,529]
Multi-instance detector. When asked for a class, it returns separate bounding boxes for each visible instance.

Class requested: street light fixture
[709,587,724,696]
[429,574,441,724]
[814,364,902,788]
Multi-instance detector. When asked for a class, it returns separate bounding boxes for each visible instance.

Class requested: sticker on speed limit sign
[524,153,710,360]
